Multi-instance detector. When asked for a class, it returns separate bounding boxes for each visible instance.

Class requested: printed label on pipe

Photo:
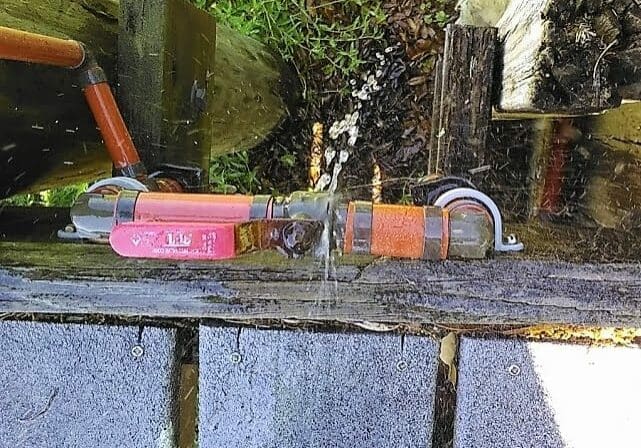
[110,222,237,260]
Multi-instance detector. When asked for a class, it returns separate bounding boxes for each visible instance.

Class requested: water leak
[4,1,641,274]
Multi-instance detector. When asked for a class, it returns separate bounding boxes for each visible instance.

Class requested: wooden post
[428,24,497,190]
[457,0,641,114]
[427,59,442,177]
[118,0,216,188]
[0,0,295,197]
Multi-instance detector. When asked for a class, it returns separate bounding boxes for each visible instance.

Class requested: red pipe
[134,193,254,223]
[540,119,574,215]
[0,26,85,68]
[83,83,144,176]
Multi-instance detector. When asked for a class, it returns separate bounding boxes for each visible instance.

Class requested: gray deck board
[455,337,641,448]
[199,327,438,448]
[0,321,178,447]
[2,242,641,325]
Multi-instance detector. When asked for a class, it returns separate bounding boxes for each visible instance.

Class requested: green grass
[1,183,88,208]
[209,150,261,194]
[197,0,387,193]
[201,0,386,79]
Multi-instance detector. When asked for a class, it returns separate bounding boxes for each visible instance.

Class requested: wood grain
[429,25,497,189]
[2,241,641,326]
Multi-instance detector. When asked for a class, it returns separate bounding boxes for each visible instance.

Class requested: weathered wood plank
[2,241,641,325]
[429,24,497,189]
[427,59,442,176]
[198,327,438,448]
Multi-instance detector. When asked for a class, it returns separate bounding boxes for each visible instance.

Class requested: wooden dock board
[198,327,438,448]
[2,240,641,326]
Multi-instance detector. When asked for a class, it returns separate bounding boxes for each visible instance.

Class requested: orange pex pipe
[343,203,431,259]
[83,83,141,170]
[343,203,356,255]
[134,193,254,223]
[371,204,425,259]
[0,26,84,68]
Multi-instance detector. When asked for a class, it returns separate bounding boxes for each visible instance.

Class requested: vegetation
[2,1,453,204]
[421,0,452,28]
[196,0,389,194]
[209,151,260,194]
[201,0,386,79]
[1,183,88,207]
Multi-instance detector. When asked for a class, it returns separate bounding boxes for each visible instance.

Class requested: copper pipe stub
[83,82,144,177]
[0,25,84,68]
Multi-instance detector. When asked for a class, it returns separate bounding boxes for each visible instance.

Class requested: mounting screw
[396,360,408,372]
[507,234,517,245]
[131,345,144,358]
[507,364,521,376]
[230,351,242,364]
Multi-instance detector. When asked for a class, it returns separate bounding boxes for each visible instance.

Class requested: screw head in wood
[131,344,144,358]
[230,351,242,364]
[507,364,521,376]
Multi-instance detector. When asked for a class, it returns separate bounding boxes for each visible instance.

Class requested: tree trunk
[0,0,295,197]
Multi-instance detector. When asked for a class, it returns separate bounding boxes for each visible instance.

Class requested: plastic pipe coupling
[338,201,494,260]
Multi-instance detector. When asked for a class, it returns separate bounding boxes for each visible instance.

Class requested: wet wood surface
[2,233,641,326]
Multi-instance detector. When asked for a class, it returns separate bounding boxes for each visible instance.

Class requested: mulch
[249,0,455,202]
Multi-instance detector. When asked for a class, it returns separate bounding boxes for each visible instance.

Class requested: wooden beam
[1,233,641,326]
[2,206,641,326]
[0,0,295,196]
[428,25,497,190]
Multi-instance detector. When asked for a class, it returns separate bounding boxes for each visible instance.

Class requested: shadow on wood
[0,0,297,197]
